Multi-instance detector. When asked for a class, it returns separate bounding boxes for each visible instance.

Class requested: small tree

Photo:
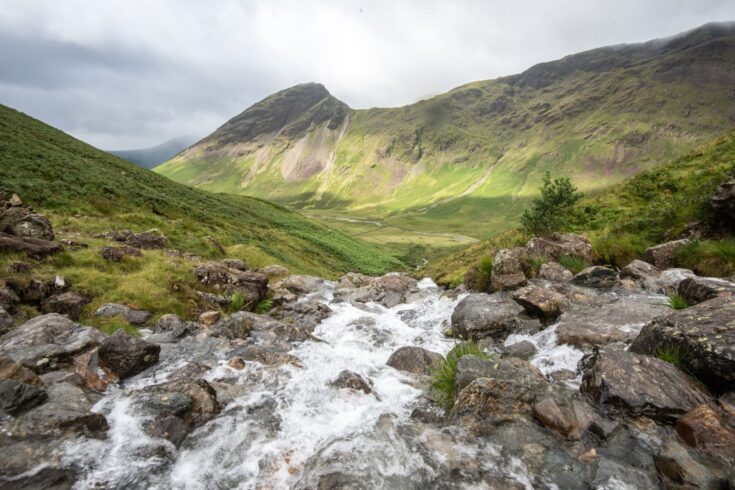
[520,171,583,236]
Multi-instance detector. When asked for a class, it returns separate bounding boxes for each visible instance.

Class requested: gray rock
[572,266,618,288]
[41,291,91,320]
[711,178,735,222]
[386,346,443,376]
[454,355,546,396]
[677,276,735,306]
[451,292,533,342]
[98,330,160,379]
[0,306,13,336]
[524,233,593,262]
[194,261,268,310]
[490,248,528,291]
[619,259,661,291]
[538,261,573,282]
[95,302,152,325]
[580,350,712,422]
[0,357,47,415]
[0,313,105,372]
[0,199,55,241]
[511,285,569,318]
[96,229,167,249]
[643,239,691,269]
[629,295,735,392]
[655,437,730,489]
[330,370,374,395]
[0,286,20,311]
[154,313,185,332]
[591,458,659,489]
[502,340,537,360]
[100,245,143,262]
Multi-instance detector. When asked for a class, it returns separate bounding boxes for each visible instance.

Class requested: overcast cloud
[1,0,734,149]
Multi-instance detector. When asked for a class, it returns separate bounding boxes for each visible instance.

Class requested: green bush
[226,291,246,313]
[465,255,493,291]
[432,342,491,411]
[520,171,583,236]
[674,239,735,277]
[558,255,589,274]
[668,294,688,310]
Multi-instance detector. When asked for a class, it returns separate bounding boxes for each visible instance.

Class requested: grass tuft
[668,294,688,310]
[226,291,246,314]
[255,298,274,314]
[674,239,735,277]
[432,342,491,411]
[558,255,589,274]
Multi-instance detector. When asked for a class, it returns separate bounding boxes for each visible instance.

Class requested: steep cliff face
[157,23,735,239]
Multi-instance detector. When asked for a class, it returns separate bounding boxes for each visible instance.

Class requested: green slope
[424,130,735,286]
[0,103,400,278]
[158,22,735,242]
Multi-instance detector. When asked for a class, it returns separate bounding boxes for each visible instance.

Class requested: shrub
[668,294,688,310]
[432,342,491,411]
[226,291,246,313]
[590,232,651,267]
[255,298,274,314]
[558,254,589,274]
[674,239,735,277]
[520,171,583,236]
[464,255,493,291]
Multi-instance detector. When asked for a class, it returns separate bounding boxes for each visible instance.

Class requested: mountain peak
[200,82,349,147]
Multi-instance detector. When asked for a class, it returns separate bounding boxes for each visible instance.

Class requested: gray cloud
[1,0,734,149]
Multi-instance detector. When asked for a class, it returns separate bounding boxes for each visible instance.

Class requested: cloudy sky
[1,0,734,149]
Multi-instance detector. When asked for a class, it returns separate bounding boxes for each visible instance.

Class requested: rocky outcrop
[629,295,735,392]
[532,394,596,440]
[100,245,143,262]
[334,272,418,308]
[580,350,712,422]
[0,357,47,415]
[386,346,443,376]
[330,370,374,395]
[0,313,105,372]
[98,330,160,379]
[524,233,592,262]
[511,285,569,318]
[619,260,661,291]
[270,274,325,302]
[96,229,167,249]
[0,232,63,258]
[538,261,573,282]
[677,276,735,306]
[572,266,618,288]
[258,264,290,280]
[643,239,690,269]
[655,437,731,489]
[95,302,153,325]
[501,340,537,360]
[490,248,527,291]
[41,291,91,320]
[194,261,268,310]
[675,404,735,464]
[451,293,537,342]
[0,192,54,240]
[454,355,546,396]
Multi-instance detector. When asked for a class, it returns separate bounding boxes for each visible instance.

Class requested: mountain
[0,103,400,279]
[157,22,735,243]
[109,136,198,169]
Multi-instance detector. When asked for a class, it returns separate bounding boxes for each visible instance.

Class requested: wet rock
[532,394,595,440]
[3,381,108,438]
[334,272,418,308]
[538,261,573,282]
[454,356,546,397]
[525,233,593,262]
[41,291,91,320]
[73,347,116,392]
[580,350,712,423]
[0,195,54,240]
[451,292,534,342]
[711,178,735,223]
[657,267,698,294]
[655,437,730,489]
[677,276,735,306]
[0,464,77,490]
[211,311,274,340]
[198,310,221,327]
[228,357,246,370]
[0,313,105,372]
[591,458,658,489]
[386,346,443,376]
[619,259,661,291]
[100,245,143,262]
[330,370,374,395]
[95,302,152,325]
[235,345,302,367]
[629,295,735,392]
[98,330,160,379]
[556,294,668,347]
[194,261,268,310]
[490,248,528,291]
[643,239,690,269]
[271,274,325,302]
[270,298,332,332]
[501,340,537,360]
[154,313,184,332]
[0,307,13,336]
[676,404,735,464]
[572,266,618,288]
[0,357,47,415]
[511,285,569,318]
[96,229,167,249]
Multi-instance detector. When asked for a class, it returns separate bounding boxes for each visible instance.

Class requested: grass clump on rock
[667,294,688,310]
[432,342,491,411]
[558,255,589,274]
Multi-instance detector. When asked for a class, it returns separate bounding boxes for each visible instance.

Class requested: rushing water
[61,279,583,489]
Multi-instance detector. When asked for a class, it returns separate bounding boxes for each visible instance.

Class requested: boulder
[677,276,735,306]
[511,285,569,318]
[0,306,13,336]
[538,261,573,282]
[580,350,712,422]
[194,261,268,310]
[655,437,730,489]
[271,274,325,299]
[98,330,160,379]
[0,286,20,311]
[154,313,184,332]
[643,239,690,269]
[41,291,91,320]
[501,340,537,361]
[235,345,303,367]
[451,293,534,342]
[0,232,63,259]
[629,295,735,392]
[524,233,593,262]
[676,404,735,464]
[96,229,167,249]
[95,302,152,325]
[210,311,273,340]
[532,395,596,440]
[386,346,443,376]
[454,355,546,396]
[100,245,143,262]
[0,357,47,415]
[330,370,374,395]
[259,264,290,280]
[619,260,661,291]
[0,313,105,372]
[711,178,735,223]
[198,310,221,327]
[0,196,54,240]
[73,347,116,392]
[490,248,527,291]
[334,272,418,307]
[572,266,618,288]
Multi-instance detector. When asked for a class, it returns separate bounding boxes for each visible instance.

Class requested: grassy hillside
[425,130,735,286]
[0,104,401,324]
[158,23,735,245]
